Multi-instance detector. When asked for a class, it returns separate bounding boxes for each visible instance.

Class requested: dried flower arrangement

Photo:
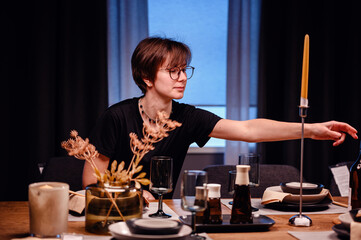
[61,111,181,189]
[61,111,181,224]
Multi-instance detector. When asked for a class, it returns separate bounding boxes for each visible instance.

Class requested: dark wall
[3,0,360,201]
[2,0,108,200]
[257,0,361,187]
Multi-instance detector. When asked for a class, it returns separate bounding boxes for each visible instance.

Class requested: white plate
[339,212,353,229]
[267,186,329,204]
[109,221,192,240]
[285,182,318,189]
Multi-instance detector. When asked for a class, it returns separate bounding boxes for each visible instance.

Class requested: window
[148,0,228,148]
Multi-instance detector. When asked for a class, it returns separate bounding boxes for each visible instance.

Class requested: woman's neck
[139,94,172,120]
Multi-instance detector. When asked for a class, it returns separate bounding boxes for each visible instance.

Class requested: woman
[83,37,358,199]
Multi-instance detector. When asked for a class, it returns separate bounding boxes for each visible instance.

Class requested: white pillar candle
[28,182,69,237]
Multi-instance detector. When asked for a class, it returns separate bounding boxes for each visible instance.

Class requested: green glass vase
[85,184,143,234]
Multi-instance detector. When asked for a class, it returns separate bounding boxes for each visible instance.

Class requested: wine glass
[181,170,208,239]
[149,156,173,218]
[227,169,236,205]
[239,153,260,187]
[239,153,260,211]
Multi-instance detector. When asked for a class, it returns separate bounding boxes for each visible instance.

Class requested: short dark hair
[131,37,192,93]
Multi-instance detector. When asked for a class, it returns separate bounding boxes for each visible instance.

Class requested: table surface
[0,198,347,240]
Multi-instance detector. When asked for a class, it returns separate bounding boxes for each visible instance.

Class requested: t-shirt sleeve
[185,107,222,147]
[89,109,120,159]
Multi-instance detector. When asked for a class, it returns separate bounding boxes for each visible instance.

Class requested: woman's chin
[173,95,184,100]
[171,92,184,100]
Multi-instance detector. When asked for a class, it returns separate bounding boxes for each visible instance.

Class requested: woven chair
[203,164,301,198]
[41,156,84,191]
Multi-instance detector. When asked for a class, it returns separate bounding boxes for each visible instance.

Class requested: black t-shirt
[89,97,222,196]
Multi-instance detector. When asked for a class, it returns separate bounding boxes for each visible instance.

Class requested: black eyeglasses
[160,66,195,80]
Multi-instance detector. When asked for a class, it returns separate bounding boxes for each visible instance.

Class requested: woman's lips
[174,86,185,91]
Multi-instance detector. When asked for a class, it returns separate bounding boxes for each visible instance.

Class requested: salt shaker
[206,183,223,224]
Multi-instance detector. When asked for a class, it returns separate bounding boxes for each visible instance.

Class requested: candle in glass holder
[28,182,69,237]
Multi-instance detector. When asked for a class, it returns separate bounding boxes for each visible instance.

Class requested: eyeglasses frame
[159,66,195,80]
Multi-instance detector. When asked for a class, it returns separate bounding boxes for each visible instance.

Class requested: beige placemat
[11,236,112,240]
[143,202,180,220]
[288,231,339,240]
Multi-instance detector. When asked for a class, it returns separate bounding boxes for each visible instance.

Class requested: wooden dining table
[0,197,347,240]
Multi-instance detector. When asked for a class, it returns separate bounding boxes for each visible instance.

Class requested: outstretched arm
[209,119,358,146]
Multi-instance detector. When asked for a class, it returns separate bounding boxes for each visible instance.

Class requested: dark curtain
[2,0,108,200]
[257,0,361,188]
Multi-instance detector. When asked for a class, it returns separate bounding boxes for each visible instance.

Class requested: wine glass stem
[191,211,196,234]
[157,193,164,211]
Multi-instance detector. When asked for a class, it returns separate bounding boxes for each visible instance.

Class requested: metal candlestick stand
[289,105,312,226]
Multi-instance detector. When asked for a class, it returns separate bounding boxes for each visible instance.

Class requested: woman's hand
[143,190,155,201]
[308,121,358,146]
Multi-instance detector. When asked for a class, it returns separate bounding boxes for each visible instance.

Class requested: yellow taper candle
[300,34,309,107]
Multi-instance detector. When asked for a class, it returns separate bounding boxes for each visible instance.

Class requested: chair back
[203,165,236,198]
[41,156,84,191]
[203,164,301,198]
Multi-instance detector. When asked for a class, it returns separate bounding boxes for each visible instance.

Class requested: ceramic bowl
[280,182,324,195]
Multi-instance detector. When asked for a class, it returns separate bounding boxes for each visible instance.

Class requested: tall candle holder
[289,105,312,227]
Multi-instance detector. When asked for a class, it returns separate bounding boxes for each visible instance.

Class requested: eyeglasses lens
[185,68,194,79]
[169,67,194,80]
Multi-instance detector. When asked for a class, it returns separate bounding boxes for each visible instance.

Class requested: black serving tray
[179,214,275,233]
[264,197,332,212]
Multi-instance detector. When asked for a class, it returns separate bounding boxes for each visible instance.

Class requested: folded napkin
[261,186,329,205]
[69,191,86,214]
[261,187,292,205]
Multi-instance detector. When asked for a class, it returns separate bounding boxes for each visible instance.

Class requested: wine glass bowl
[227,170,236,205]
[149,156,173,218]
[228,170,236,195]
[239,153,260,187]
[238,153,260,212]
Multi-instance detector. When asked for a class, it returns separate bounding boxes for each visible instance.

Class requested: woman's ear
[144,79,153,87]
